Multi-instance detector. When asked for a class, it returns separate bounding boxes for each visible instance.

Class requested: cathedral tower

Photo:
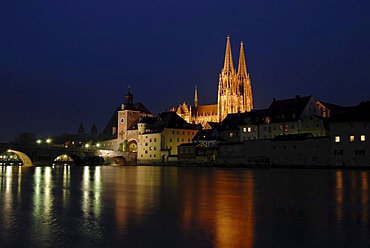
[237,41,253,112]
[217,36,253,122]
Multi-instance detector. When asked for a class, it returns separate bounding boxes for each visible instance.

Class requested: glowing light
[36,139,42,144]
[85,144,90,148]
[361,135,366,142]
[96,143,100,148]
[46,139,52,144]
[335,136,340,143]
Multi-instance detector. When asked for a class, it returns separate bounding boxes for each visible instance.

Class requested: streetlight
[46,138,52,144]
[36,139,42,144]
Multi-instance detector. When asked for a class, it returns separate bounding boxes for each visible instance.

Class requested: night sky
[1,0,370,142]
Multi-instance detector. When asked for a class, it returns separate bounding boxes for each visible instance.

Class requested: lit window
[230,132,234,138]
[243,127,247,133]
[247,127,252,133]
[361,135,366,142]
[350,135,355,142]
[335,136,340,143]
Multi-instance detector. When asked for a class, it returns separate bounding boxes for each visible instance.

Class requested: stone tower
[217,36,253,122]
[237,41,253,112]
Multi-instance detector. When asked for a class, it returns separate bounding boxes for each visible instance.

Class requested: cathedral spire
[194,84,198,108]
[222,35,235,74]
[237,41,248,78]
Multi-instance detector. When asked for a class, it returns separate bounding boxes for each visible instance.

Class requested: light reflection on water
[0,166,370,247]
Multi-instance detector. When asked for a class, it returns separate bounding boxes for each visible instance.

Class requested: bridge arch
[2,149,33,167]
[106,156,126,166]
[127,139,138,153]
[52,153,85,166]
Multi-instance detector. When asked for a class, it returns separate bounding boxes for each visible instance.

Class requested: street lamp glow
[46,139,51,144]
[36,139,42,144]
[96,143,100,148]
[85,144,89,148]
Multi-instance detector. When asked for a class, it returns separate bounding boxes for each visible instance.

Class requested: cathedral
[172,36,253,126]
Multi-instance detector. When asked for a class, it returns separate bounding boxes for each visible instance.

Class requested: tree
[14,132,36,144]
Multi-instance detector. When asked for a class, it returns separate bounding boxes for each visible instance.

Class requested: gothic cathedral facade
[172,35,253,125]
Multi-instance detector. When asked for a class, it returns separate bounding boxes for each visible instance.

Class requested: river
[0,165,369,247]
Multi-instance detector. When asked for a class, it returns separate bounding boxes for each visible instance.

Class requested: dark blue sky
[1,0,370,142]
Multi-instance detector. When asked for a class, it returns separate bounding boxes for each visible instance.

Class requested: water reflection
[180,169,255,247]
[335,169,370,229]
[1,166,370,247]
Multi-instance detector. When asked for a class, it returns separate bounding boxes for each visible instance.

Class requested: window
[154,138,157,142]
[177,138,179,142]
[284,125,289,132]
[361,135,366,142]
[355,150,365,156]
[230,132,233,138]
[243,127,247,133]
[169,138,172,142]
[335,136,340,143]
[350,135,355,142]
[247,127,252,133]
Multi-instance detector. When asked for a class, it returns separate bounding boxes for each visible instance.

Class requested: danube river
[0,166,369,248]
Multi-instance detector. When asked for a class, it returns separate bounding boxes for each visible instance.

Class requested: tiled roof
[330,101,370,122]
[148,112,202,133]
[194,104,218,116]
[268,95,312,123]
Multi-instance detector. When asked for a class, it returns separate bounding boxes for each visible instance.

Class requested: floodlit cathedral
[172,35,253,126]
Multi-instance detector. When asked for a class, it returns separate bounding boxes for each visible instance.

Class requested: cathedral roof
[195,104,218,116]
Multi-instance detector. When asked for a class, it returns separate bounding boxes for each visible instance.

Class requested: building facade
[137,112,201,164]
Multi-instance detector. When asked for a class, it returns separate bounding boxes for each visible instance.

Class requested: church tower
[237,41,253,112]
[217,35,239,122]
[217,36,253,122]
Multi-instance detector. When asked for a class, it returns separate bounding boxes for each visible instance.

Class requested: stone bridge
[0,143,137,167]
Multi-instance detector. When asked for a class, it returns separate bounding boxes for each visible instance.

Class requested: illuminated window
[230,132,234,138]
[284,125,289,132]
[335,136,340,143]
[247,127,252,133]
[361,135,365,142]
[350,135,355,142]
[243,127,247,133]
